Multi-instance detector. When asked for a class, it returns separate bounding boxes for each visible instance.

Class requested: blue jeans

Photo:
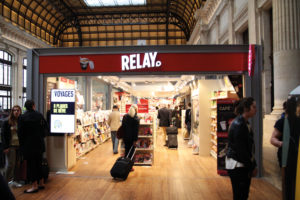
[111,131,119,153]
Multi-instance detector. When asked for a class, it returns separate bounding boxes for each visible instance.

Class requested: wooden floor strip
[11,129,281,200]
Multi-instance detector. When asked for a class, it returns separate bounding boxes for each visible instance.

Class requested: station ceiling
[1,0,205,47]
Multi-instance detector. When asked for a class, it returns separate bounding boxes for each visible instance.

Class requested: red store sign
[39,52,248,74]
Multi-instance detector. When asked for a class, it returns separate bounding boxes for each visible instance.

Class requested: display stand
[134,113,156,166]
[210,91,238,175]
[75,110,111,159]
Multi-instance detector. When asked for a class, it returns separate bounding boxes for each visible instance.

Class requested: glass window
[84,0,146,7]
[0,51,12,111]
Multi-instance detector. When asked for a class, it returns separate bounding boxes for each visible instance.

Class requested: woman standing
[226,97,257,200]
[2,105,22,187]
[121,105,139,171]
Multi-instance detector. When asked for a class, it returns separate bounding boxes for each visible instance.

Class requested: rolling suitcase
[110,146,136,180]
[166,126,178,148]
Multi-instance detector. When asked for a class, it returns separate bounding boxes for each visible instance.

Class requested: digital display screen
[50,89,75,134]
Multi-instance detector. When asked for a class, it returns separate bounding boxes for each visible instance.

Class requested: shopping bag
[117,126,125,139]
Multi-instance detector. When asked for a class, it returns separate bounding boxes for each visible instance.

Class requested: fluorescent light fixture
[84,0,146,7]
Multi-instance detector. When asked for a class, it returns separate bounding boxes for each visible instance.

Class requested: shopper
[158,104,172,146]
[18,100,47,193]
[108,105,121,154]
[270,101,286,168]
[225,97,257,200]
[275,96,300,200]
[172,106,181,128]
[185,103,192,138]
[121,105,139,171]
[2,105,22,187]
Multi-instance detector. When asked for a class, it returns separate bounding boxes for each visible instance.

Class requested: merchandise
[133,153,153,164]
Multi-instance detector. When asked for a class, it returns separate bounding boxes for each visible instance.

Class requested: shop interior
[45,74,243,174]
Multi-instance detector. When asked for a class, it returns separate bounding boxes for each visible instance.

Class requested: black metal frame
[0,0,203,47]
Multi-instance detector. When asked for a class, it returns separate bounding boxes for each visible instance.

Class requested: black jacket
[226,115,256,171]
[122,114,139,144]
[158,107,171,127]
[185,108,191,125]
[17,110,47,158]
[1,120,19,149]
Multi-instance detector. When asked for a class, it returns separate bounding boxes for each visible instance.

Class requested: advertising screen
[50,89,76,133]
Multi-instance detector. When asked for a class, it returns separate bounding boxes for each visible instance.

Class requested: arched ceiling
[0,0,205,47]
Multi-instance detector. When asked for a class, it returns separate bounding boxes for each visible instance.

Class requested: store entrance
[45,73,243,174]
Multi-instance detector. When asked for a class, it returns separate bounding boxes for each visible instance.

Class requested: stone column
[228,0,234,44]
[248,0,259,44]
[272,0,300,114]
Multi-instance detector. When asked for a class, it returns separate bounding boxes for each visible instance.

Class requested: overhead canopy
[0,0,204,47]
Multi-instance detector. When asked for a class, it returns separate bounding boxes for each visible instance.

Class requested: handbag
[117,125,125,139]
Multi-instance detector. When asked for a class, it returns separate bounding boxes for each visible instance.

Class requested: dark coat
[226,115,256,172]
[158,107,171,127]
[17,110,47,159]
[122,114,139,144]
[1,120,12,149]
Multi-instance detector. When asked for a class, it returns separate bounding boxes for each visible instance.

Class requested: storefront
[27,45,262,175]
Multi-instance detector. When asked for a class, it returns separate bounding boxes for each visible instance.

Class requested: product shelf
[210,150,217,159]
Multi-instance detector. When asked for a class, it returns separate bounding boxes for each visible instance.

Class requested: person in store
[270,97,300,200]
[172,105,181,128]
[18,100,48,193]
[108,105,121,154]
[185,103,192,138]
[158,104,172,146]
[2,105,23,187]
[225,97,257,200]
[121,104,139,171]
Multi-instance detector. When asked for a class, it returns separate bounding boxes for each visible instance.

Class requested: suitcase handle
[126,145,136,160]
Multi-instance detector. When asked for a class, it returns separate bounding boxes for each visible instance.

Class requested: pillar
[272,0,300,114]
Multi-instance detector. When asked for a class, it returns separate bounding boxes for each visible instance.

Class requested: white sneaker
[13,181,23,188]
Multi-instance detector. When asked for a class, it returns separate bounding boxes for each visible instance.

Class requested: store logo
[121,52,162,71]
[80,57,94,70]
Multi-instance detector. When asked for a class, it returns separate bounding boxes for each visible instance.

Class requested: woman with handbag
[2,105,22,187]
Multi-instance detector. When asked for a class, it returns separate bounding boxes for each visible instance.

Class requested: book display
[75,110,111,158]
[134,113,156,165]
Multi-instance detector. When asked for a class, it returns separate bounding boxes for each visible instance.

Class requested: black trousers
[26,154,43,183]
[124,142,135,159]
[228,167,252,200]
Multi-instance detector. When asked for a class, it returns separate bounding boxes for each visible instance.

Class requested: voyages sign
[50,89,76,133]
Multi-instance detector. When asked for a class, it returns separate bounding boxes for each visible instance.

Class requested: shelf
[210,124,216,127]
[210,132,216,136]
[210,139,217,145]
[210,150,217,159]
[140,123,153,125]
[210,115,216,118]
[134,162,152,166]
[82,123,94,127]
[138,135,153,138]
[211,106,217,109]
[136,148,154,151]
